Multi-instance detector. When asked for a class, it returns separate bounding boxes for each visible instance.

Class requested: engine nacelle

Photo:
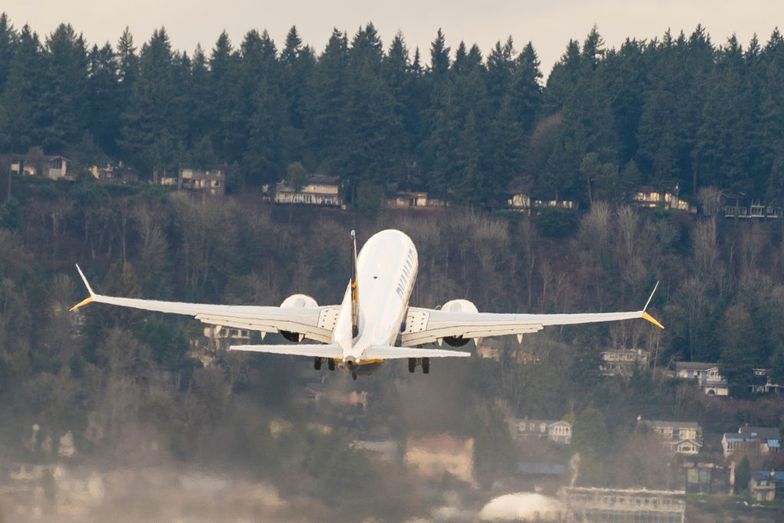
[441,299,478,347]
[280,294,318,342]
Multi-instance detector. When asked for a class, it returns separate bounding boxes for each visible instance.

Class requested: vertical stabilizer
[350,230,360,338]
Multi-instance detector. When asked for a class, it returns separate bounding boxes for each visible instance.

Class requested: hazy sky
[4,1,783,76]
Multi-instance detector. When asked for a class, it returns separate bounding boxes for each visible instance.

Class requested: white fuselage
[333,229,418,362]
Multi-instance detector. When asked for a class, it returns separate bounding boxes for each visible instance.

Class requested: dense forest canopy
[0,14,783,206]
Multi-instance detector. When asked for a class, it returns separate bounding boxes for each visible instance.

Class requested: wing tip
[70,264,95,313]
[642,311,665,330]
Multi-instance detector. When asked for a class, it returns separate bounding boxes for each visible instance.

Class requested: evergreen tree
[0,25,44,152]
[40,23,89,151]
[305,29,349,174]
[0,13,16,93]
[510,42,543,136]
[343,23,402,187]
[86,43,121,157]
[209,31,242,162]
[120,28,181,176]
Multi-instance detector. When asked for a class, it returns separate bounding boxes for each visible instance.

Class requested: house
[674,361,729,396]
[749,471,784,502]
[2,148,71,180]
[639,419,703,455]
[404,434,474,484]
[750,368,784,394]
[600,349,650,377]
[560,487,685,523]
[722,425,781,458]
[633,186,692,212]
[386,191,448,209]
[506,190,577,214]
[180,168,225,196]
[508,417,572,445]
[158,168,226,196]
[475,339,502,360]
[89,162,140,183]
[722,194,782,220]
[273,174,343,207]
[682,462,730,495]
[189,326,252,367]
[533,197,578,210]
[507,191,532,212]
[302,383,368,410]
[350,439,399,462]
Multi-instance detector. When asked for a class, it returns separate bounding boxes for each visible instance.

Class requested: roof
[752,471,784,482]
[675,362,719,371]
[643,420,701,430]
[740,425,780,440]
[517,463,566,476]
[407,434,472,454]
[305,174,339,185]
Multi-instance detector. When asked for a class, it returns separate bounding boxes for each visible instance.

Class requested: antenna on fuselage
[350,230,360,338]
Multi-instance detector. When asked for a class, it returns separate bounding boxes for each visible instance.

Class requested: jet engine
[279,294,318,342]
[440,299,478,347]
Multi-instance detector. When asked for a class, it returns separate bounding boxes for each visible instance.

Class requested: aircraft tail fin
[350,230,359,338]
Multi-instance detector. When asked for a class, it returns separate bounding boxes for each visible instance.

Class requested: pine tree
[344,24,402,187]
[1,24,44,152]
[0,13,16,93]
[120,28,181,176]
[86,43,121,157]
[40,23,89,151]
[209,31,241,162]
[511,42,543,135]
[305,29,349,173]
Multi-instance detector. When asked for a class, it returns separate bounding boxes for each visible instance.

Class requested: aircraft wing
[402,284,663,346]
[69,265,339,343]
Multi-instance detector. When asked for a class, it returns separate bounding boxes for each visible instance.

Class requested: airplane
[70,229,663,380]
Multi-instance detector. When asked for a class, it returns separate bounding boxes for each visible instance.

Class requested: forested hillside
[1,14,783,206]
[0,180,783,518]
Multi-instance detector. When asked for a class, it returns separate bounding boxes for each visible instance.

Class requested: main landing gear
[314,358,337,371]
[408,357,430,374]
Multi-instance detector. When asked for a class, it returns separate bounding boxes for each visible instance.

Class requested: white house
[508,417,573,445]
[273,174,343,207]
[674,361,729,396]
[600,349,650,377]
[639,419,703,455]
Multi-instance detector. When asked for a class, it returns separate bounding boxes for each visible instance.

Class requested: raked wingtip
[642,311,665,330]
[69,296,94,313]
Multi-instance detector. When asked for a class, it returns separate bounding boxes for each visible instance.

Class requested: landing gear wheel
[351,371,358,380]
[422,358,430,374]
[314,357,322,370]
[408,358,416,373]
[328,358,335,371]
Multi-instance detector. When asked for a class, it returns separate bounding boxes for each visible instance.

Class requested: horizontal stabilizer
[363,346,471,360]
[229,344,343,359]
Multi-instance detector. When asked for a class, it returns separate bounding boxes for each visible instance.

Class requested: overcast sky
[4,1,783,76]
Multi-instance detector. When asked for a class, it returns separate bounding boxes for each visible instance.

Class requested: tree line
[0,14,783,205]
